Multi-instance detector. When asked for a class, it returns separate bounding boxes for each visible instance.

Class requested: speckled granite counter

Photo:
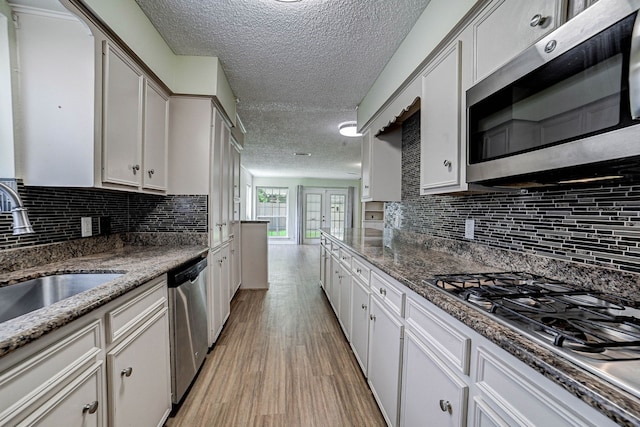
[323,228,640,427]
[0,243,208,358]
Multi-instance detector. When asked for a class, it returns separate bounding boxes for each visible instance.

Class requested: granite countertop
[0,244,208,358]
[323,228,640,427]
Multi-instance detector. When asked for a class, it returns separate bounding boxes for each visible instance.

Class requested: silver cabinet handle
[379,287,387,296]
[364,185,369,189]
[132,164,140,174]
[439,399,452,413]
[82,401,99,414]
[443,160,452,167]
[369,314,376,321]
[121,367,133,377]
[529,14,547,27]
[544,39,557,53]
[147,169,155,177]
[361,304,367,310]
[356,268,362,274]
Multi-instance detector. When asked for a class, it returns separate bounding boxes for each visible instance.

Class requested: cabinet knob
[443,160,452,168]
[121,367,133,377]
[364,185,369,189]
[379,287,387,296]
[439,399,452,414]
[356,268,361,273]
[132,164,140,174]
[82,400,99,415]
[544,39,557,54]
[529,14,547,27]
[147,169,155,177]
[361,303,367,310]
[369,314,376,321]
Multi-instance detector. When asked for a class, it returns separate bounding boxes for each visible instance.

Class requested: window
[256,187,288,238]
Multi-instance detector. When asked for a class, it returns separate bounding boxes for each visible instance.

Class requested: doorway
[301,187,351,244]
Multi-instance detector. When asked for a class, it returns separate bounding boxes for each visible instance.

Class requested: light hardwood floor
[165,244,386,427]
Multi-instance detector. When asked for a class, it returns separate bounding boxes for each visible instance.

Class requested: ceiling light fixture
[275,0,301,2]
[338,121,362,137]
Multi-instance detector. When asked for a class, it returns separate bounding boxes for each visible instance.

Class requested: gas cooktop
[425,272,640,397]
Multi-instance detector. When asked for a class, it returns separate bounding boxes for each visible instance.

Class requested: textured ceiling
[134,0,432,179]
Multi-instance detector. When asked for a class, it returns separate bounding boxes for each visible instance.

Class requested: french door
[302,188,349,244]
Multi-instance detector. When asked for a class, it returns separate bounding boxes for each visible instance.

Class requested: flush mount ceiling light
[275,0,301,2]
[338,121,362,137]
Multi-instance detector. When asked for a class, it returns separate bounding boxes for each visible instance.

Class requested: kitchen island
[321,227,640,427]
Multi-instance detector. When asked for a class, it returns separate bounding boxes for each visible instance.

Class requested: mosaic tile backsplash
[386,111,640,274]
[0,183,207,251]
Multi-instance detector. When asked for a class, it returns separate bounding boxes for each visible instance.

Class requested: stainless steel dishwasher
[167,256,208,404]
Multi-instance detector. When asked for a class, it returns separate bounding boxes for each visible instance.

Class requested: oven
[466,0,640,186]
[426,272,640,397]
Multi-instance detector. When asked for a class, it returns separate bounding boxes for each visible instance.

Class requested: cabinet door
[421,41,462,193]
[473,0,563,83]
[220,244,231,326]
[142,81,169,191]
[330,255,341,315]
[361,131,372,199]
[210,109,224,247]
[102,41,143,188]
[221,125,231,242]
[16,363,105,427]
[107,309,171,427]
[368,296,403,427]
[401,330,468,427]
[351,276,370,376]
[338,264,352,340]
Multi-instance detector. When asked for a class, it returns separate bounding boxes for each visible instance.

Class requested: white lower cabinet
[368,295,404,427]
[318,234,620,427]
[338,263,352,340]
[350,276,370,375]
[401,329,468,427]
[107,309,171,427]
[0,276,172,427]
[18,362,105,427]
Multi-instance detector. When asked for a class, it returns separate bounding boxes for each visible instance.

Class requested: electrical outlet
[81,217,92,237]
[465,218,475,240]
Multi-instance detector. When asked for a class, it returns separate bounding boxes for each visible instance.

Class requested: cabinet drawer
[339,248,352,267]
[406,297,471,375]
[475,347,614,427]
[105,275,167,344]
[0,320,102,420]
[370,270,405,317]
[351,257,370,284]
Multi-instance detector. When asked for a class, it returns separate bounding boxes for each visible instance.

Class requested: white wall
[252,177,361,244]
[357,0,479,128]
[240,166,253,221]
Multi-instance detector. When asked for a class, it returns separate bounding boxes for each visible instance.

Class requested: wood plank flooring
[165,244,386,427]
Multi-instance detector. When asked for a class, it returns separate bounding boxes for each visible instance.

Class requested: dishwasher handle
[168,257,207,287]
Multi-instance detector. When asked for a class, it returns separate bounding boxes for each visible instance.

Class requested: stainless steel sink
[0,273,123,323]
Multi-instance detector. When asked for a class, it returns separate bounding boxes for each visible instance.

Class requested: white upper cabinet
[14,6,95,187]
[102,41,144,188]
[420,41,464,194]
[142,81,169,191]
[361,130,402,202]
[472,0,564,83]
[14,4,168,193]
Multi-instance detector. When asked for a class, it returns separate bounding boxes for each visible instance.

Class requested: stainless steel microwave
[466,0,640,186]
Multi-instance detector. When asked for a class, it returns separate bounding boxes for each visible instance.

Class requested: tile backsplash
[387,111,640,274]
[0,183,207,251]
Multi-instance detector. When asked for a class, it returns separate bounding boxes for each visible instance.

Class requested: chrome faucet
[0,183,34,235]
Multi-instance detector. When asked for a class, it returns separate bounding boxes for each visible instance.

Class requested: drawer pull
[439,399,452,413]
[121,367,133,377]
[369,314,376,321]
[356,268,362,274]
[83,401,99,414]
[361,304,367,310]
[379,287,387,296]
[529,13,547,27]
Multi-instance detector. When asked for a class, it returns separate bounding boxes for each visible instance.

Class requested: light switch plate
[81,217,92,237]
[465,219,475,240]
